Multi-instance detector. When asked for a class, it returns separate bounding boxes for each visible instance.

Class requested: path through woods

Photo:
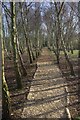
[21,47,69,118]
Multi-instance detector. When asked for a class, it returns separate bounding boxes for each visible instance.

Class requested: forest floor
[5,47,80,119]
[59,51,80,118]
[5,51,37,119]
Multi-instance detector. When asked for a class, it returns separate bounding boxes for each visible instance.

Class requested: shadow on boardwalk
[21,47,71,118]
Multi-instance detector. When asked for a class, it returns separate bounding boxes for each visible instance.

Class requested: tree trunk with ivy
[78,1,80,110]
[10,2,22,89]
[16,32,27,76]
[1,19,10,119]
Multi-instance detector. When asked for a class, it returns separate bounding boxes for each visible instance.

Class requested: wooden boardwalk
[21,48,69,118]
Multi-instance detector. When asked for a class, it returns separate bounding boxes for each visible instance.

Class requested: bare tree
[78,1,80,107]
[10,2,22,89]
[1,11,10,119]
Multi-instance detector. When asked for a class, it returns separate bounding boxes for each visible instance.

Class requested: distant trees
[43,2,78,76]
[34,2,41,57]
[43,2,64,64]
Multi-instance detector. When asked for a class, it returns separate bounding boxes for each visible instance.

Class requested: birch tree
[10,2,22,89]
[1,10,10,119]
